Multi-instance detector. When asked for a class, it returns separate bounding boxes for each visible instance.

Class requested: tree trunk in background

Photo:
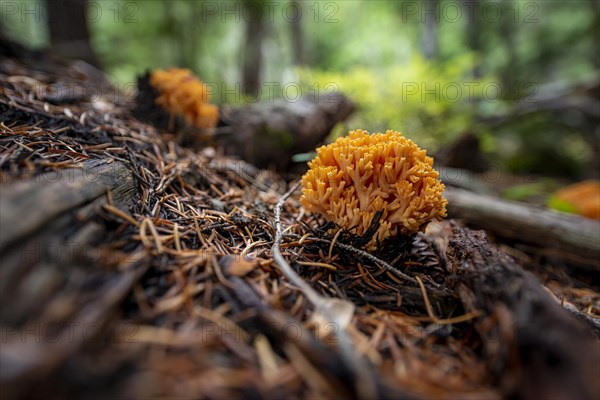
[464,0,482,78]
[161,0,191,70]
[161,1,202,73]
[421,0,437,59]
[184,2,202,73]
[290,0,305,66]
[161,0,182,67]
[588,0,599,69]
[500,0,517,99]
[46,0,100,67]
[242,0,265,97]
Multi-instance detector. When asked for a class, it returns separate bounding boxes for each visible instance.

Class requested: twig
[415,276,480,325]
[271,181,377,399]
[272,181,322,305]
[296,261,337,271]
[286,233,418,285]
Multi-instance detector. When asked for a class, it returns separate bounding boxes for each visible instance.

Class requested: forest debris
[0,159,134,251]
[0,258,148,397]
[217,92,355,172]
[542,286,600,337]
[415,276,480,325]
[220,254,257,277]
[436,221,600,399]
[296,260,337,271]
[444,186,600,270]
[272,181,377,399]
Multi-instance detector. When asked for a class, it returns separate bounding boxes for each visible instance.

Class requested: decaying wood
[444,186,600,270]
[0,159,137,325]
[0,158,147,398]
[0,159,135,251]
[434,221,599,399]
[1,257,148,398]
[217,92,355,172]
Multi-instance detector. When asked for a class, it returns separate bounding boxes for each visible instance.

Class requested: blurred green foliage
[547,196,580,215]
[501,179,557,201]
[299,54,491,150]
[1,0,598,177]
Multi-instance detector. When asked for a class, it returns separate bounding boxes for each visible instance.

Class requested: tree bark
[0,159,136,302]
[421,0,438,60]
[46,0,100,67]
[242,0,265,97]
[0,158,143,386]
[289,0,305,66]
[0,159,135,251]
[436,221,599,399]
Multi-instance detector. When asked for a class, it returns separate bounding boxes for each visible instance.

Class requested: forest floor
[1,50,599,399]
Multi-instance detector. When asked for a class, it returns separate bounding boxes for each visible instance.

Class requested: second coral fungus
[150,68,219,129]
[301,129,447,249]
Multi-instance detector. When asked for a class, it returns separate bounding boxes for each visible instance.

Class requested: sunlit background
[2,0,599,181]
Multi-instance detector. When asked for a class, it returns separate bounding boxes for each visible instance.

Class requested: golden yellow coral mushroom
[150,68,219,129]
[301,129,447,249]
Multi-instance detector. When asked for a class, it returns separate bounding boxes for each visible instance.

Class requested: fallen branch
[444,187,600,270]
[271,181,377,399]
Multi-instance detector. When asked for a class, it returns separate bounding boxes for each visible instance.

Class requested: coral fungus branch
[301,129,447,249]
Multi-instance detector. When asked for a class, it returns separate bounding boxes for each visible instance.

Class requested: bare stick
[271,181,377,399]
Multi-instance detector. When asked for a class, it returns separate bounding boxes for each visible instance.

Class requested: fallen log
[0,158,135,252]
[434,221,599,399]
[0,159,137,322]
[217,92,355,172]
[0,158,147,397]
[444,186,600,270]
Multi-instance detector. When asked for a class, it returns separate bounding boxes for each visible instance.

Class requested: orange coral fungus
[301,129,447,249]
[150,68,219,129]
[552,180,600,221]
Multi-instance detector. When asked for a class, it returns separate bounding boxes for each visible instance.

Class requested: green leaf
[547,196,579,215]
